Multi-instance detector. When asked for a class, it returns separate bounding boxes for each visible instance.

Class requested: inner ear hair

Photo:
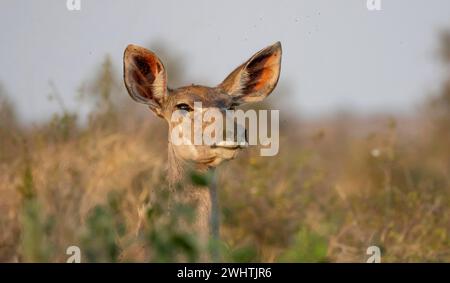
[123,44,168,109]
[219,42,282,103]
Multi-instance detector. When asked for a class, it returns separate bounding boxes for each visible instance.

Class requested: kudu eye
[176,103,193,112]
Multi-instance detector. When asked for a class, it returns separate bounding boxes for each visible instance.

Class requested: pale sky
[1,0,450,123]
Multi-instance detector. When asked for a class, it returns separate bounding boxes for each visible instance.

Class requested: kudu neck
[167,142,212,186]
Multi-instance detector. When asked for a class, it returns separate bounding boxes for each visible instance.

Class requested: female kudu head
[123,42,282,173]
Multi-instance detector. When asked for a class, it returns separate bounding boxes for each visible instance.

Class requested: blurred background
[0,0,449,262]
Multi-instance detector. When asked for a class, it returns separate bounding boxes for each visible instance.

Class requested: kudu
[123,42,282,260]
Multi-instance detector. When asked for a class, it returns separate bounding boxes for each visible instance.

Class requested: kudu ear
[218,42,282,104]
[123,44,168,116]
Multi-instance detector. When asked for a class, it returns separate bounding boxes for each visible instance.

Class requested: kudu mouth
[210,141,248,149]
[211,127,248,149]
